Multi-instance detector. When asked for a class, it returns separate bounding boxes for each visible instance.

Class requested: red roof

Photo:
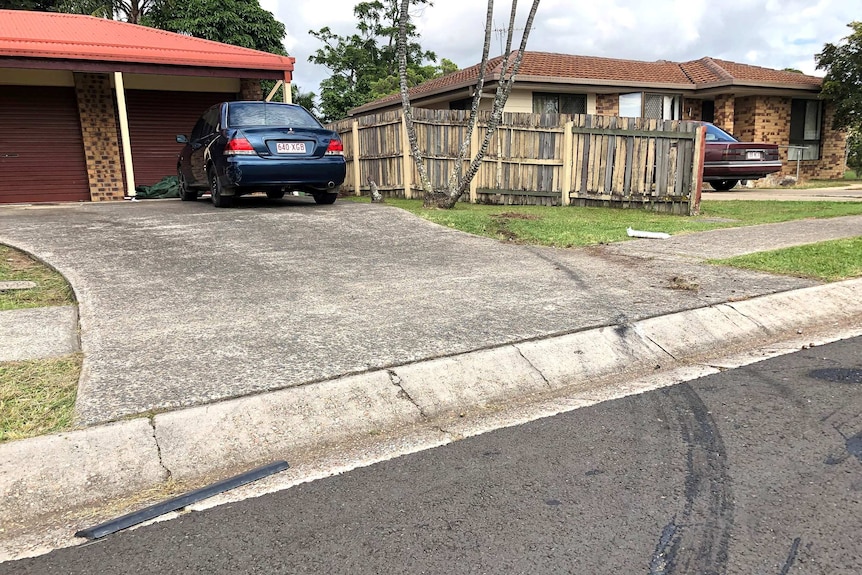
[352,52,822,115]
[0,9,294,72]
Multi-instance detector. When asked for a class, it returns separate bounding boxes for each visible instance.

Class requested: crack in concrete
[513,345,552,389]
[638,329,679,362]
[387,369,428,418]
[148,416,172,482]
[726,302,771,333]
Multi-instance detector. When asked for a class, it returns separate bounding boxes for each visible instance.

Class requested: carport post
[113,72,136,197]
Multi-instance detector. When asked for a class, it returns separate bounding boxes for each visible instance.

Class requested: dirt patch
[493,212,540,221]
[668,276,700,292]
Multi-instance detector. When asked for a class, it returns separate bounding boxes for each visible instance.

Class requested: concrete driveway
[702,185,862,202]
[0,197,822,425]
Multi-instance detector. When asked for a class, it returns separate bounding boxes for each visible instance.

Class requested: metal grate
[644,94,664,119]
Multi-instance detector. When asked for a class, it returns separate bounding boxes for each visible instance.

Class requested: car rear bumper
[703,160,783,180]
[220,156,346,189]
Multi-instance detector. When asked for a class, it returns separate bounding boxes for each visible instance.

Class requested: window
[618,93,681,119]
[449,97,472,111]
[789,99,822,160]
[227,102,321,128]
[532,93,587,115]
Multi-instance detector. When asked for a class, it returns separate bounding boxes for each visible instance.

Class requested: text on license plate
[746,151,763,160]
[276,142,306,154]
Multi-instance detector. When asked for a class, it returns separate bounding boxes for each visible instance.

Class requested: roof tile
[353,51,822,115]
[0,9,293,71]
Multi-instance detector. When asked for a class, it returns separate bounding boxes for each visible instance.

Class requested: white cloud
[259,0,858,97]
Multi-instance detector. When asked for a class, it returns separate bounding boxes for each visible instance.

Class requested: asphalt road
[4,337,862,575]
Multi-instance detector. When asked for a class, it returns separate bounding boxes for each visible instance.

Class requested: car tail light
[326,138,344,156]
[224,137,256,156]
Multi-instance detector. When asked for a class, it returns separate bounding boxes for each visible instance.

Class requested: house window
[532,93,587,115]
[449,97,472,111]
[789,99,822,160]
[619,93,681,119]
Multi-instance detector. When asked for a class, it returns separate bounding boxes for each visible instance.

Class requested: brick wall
[682,98,702,121]
[713,94,735,135]
[240,78,263,101]
[596,93,618,116]
[74,73,125,201]
[736,96,845,181]
[733,96,757,142]
[802,101,846,179]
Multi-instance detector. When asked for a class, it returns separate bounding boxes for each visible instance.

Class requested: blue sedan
[176,101,346,207]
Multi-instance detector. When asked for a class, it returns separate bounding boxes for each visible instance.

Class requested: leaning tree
[397,0,541,208]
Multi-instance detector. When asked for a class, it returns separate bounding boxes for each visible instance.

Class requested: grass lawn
[0,354,81,442]
[0,245,75,311]
[711,237,862,281]
[349,197,862,248]
[1,245,80,441]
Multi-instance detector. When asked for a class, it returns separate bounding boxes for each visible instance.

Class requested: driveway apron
[0,199,824,425]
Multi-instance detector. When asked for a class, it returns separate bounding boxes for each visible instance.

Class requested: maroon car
[701,123,782,191]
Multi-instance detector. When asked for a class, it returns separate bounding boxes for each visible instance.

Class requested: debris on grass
[627,227,671,239]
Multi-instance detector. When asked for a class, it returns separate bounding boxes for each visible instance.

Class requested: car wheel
[709,179,739,191]
[177,168,197,201]
[266,190,285,199]
[313,192,338,205]
[208,169,234,208]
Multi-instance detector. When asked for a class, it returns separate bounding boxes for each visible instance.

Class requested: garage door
[126,90,231,186]
[0,86,90,203]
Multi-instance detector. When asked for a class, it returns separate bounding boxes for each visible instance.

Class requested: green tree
[847,130,862,176]
[145,0,285,54]
[309,0,451,121]
[57,0,157,23]
[291,84,317,115]
[0,0,62,10]
[816,21,862,131]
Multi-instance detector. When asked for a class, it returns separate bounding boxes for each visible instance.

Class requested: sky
[259,0,860,97]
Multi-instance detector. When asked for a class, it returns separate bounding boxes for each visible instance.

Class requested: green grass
[0,245,75,311]
[711,237,862,281]
[350,197,862,247]
[793,179,861,189]
[0,354,81,442]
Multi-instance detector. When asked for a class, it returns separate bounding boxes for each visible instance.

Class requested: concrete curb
[0,306,79,362]
[1,278,861,528]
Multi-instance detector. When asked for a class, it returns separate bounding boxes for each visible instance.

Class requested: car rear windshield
[704,123,738,143]
[227,103,322,129]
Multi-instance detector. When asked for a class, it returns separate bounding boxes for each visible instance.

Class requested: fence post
[690,124,706,215]
[351,120,361,196]
[561,120,574,206]
[469,124,480,203]
[401,113,413,199]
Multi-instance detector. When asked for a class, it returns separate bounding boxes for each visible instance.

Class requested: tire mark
[649,383,734,575]
[778,537,801,575]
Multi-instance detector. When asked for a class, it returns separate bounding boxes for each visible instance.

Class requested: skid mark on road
[649,383,734,575]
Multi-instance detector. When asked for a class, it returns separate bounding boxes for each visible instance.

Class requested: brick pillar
[240,78,263,101]
[74,73,125,201]
[803,101,847,180]
[682,98,703,121]
[713,94,735,135]
[595,93,619,116]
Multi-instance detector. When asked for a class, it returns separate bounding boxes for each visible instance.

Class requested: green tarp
[135,176,180,199]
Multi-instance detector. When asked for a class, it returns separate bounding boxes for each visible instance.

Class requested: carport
[0,10,295,204]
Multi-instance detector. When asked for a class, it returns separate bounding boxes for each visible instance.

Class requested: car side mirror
[176,135,189,144]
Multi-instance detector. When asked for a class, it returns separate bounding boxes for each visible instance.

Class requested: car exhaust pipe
[327,181,336,189]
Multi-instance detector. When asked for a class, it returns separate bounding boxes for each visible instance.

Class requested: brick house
[350,52,845,182]
[0,10,295,204]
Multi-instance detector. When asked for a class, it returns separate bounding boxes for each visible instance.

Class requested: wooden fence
[328,108,705,214]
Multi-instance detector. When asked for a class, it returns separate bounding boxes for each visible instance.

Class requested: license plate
[276,142,306,154]
[746,151,763,160]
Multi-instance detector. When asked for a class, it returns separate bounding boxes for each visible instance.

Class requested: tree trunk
[397,0,542,209]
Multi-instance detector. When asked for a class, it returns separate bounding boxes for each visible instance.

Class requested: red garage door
[0,86,90,203]
[126,90,231,186]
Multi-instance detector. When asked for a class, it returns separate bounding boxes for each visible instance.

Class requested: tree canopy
[309,0,456,121]
[816,21,862,131]
[145,0,286,55]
